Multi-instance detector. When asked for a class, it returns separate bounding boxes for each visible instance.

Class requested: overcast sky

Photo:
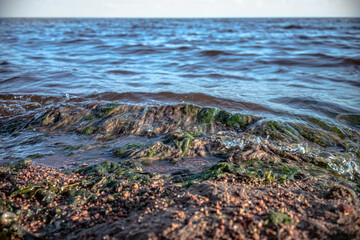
[0,0,359,18]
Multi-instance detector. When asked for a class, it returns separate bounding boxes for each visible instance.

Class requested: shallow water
[0,18,359,180]
[0,18,359,123]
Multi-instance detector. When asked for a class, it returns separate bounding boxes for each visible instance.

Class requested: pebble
[198,150,206,157]
[340,204,354,215]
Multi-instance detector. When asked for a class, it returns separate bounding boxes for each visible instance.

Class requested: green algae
[180,162,245,186]
[96,102,120,118]
[267,211,295,226]
[145,147,155,158]
[280,167,301,177]
[337,114,360,128]
[183,104,201,118]
[115,143,146,158]
[163,131,197,160]
[11,181,80,202]
[200,162,244,180]
[199,107,218,124]
[26,153,43,159]
[261,121,299,142]
[83,126,95,135]
[225,113,243,128]
[0,199,13,212]
[180,133,194,157]
[308,117,331,130]
[263,170,277,184]
[294,125,333,147]
[216,110,257,130]
[75,161,149,183]
[243,159,262,166]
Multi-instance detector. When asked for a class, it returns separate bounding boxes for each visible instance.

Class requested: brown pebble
[123,192,130,198]
[198,150,206,157]
[340,204,354,215]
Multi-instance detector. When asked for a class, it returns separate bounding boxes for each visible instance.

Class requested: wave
[283,25,303,30]
[180,73,253,81]
[257,54,360,67]
[62,39,87,44]
[106,70,139,75]
[269,96,356,119]
[0,92,273,114]
[0,60,10,65]
[197,50,235,57]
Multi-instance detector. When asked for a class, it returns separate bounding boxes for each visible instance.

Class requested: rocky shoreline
[1,160,359,239]
[1,102,360,239]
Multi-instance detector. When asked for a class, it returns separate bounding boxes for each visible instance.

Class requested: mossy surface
[177,162,244,186]
[115,143,146,158]
[96,102,120,118]
[198,107,218,124]
[267,211,296,226]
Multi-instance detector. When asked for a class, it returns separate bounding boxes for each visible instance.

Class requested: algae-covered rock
[9,103,262,137]
[337,114,360,129]
[182,162,244,185]
[227,143,280,163]
[199,107,218,124]
[115,143,147,158]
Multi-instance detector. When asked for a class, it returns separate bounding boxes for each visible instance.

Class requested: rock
[0,212,18,226]
[198,150,206,157]
[340,204,354,215]
[188,182,235,202]
[326,185,359,204]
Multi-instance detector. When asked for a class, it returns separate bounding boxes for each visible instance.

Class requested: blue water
[0,18,359,122]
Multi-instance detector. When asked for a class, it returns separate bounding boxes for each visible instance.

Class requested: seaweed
[114,143,146,158]
[199,107,218,124]
[266,211,295,226]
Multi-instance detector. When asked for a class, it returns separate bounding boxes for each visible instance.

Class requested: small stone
[198,150,206,157]
[0,212,18,226]
[107,195,115,202]
[216,209,221,215]
[340,204,354,215]
[123,192,130,198]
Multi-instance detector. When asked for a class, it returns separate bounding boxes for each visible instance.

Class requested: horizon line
[1,16,359,19]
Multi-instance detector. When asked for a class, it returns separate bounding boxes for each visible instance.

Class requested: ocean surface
[0,18,359,122]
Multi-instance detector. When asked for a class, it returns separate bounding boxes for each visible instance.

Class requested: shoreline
[1,102,360,239]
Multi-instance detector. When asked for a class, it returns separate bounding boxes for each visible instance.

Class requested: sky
[0,0,359,18]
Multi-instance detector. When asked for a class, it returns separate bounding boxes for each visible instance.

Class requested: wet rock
[228,143,280,163]
[336,114,360,129]
[38,189,56,204]
[188,182,234,202]
[0,211,18,226]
